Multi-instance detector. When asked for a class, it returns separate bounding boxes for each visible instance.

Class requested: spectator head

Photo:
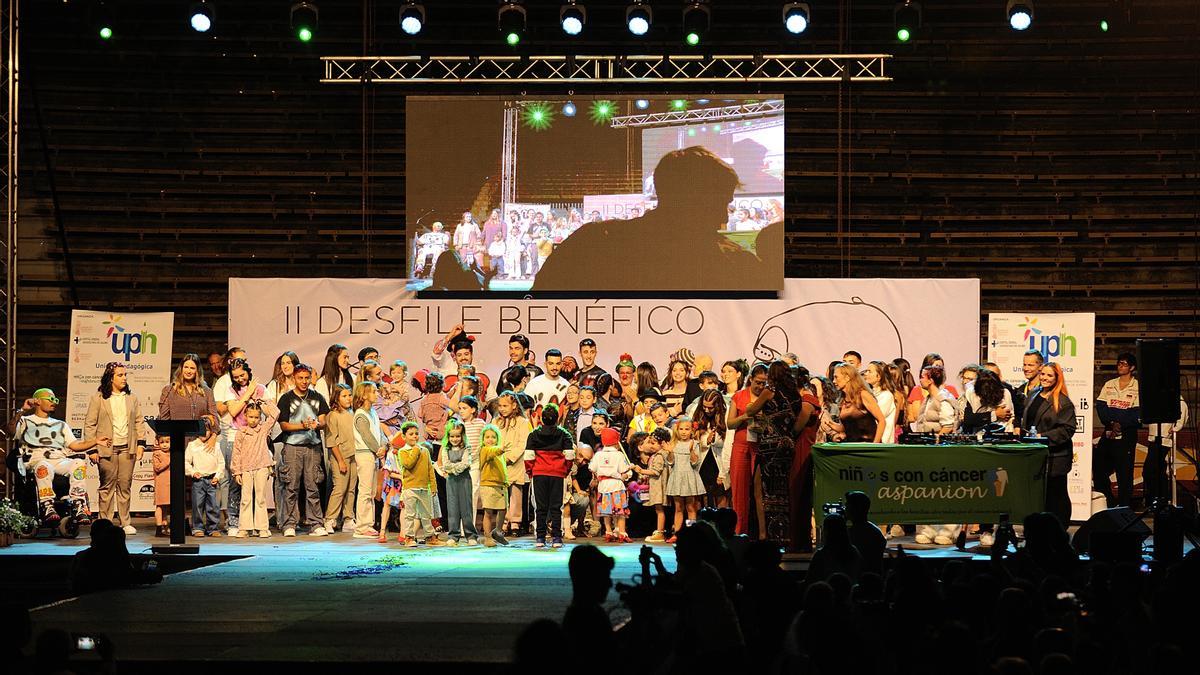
[842,350,862,368]
[844,490,871,522]
[568,544,615,605]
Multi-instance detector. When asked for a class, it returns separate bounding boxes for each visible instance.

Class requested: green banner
[813,443,1047,525]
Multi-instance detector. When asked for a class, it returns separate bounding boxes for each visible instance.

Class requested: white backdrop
[66,310,175,512]
[988,313,1095,521]
[229,278,980,397]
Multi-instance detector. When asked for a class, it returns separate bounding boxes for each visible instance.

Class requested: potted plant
[0,498,37,546]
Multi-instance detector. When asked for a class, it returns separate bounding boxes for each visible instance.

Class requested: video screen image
[406,96,785,293]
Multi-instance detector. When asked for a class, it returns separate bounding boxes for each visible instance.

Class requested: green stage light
[99,26,113,40]
[685,31,700,45]
[670,99,687,111]
[589,100,615,124]
[896,27,911,42]
[1100,20,1109,32]
[298,27,313,41]
[687,128,696,136]
[506,31,520,45]
[523,103,554,130]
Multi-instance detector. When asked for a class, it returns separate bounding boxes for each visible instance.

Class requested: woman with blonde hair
[158,353,218,436]
[828,363,887,443]
[350,380,389,539]
[1021,362,1076,525]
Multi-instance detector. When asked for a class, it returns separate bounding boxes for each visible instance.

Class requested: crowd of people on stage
[10,323,1131,552]
[411,199,783,281]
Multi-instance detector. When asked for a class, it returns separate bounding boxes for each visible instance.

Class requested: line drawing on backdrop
[752,297,904,363]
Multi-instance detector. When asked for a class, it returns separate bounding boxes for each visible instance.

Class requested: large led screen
[406,96,784,293]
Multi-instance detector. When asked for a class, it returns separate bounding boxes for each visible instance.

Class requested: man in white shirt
[525,349,570,427]
[213,349,248,534]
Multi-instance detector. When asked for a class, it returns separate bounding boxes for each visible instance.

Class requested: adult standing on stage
[1021,362,1077,526]
[264,350,300,516]
[789,374,822,552]
[726,363,771,537]
[831,363,887,443]
[314,344,354,406]
[158,353,217,434]
[1094,353,1141,508]
[453,211,482,268]
[912,365,956,435]
[1011,349,1044,431]
[85,362,151,535]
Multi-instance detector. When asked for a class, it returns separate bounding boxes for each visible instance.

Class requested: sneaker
[405,538,418,547]
[645,530,666,543]
[354,528,381,539]
[208,530,222,538]
[535,538,546,549]
[466,538,479,546]
[979,531,996,548]
[258,530,272,539]
[191,529,205,537]
[310,526,329,537]
[889,524,905,538]
[227,526,238,537]
[324,520,337,533]
[914,532,934,544]
[483,537,496,547]
[234,530,248,538]
[933,534,955,546]
[491,528,509,546]
[425,537,446,547]
[123,525,137,536]
[342,520,356,533]
[284,528,297,537]
[446,538,459,547]
[551,537,564,548]
[916,525,937,543]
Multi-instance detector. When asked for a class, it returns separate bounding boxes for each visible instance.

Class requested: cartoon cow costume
[10,388,106,523]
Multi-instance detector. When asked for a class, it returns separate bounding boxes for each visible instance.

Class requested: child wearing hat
[589,427,633,543]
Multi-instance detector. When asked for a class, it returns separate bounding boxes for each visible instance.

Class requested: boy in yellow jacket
[393,422,445,547]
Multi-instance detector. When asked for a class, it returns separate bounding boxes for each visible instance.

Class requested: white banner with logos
[66,310,175,513]
[229,278,980,400]
[988,313,1095,521]
[581,194,655,221]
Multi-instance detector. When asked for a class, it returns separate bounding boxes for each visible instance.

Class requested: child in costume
[590,427,633,542]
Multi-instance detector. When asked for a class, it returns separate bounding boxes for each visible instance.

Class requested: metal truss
[321,53,890,84]
[1,0,16,495]
[610,100,783,129]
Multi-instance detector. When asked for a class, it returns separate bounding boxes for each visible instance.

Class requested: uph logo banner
[988,312,1095,521]
[66,310,175,512]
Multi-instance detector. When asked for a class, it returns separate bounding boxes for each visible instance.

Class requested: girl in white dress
[664,418,705,542]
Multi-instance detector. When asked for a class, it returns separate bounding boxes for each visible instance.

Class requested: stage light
[1100,19,1109,32]
[499,2,527,45]
[894,1,921,42]
[291,2,318,42]
[635,99,650,110]
[670,99,687,111]
[400,2,426,35]
[93,1,114,40]
[560,2,586,36]
[1007,1,1033,31]
[523,102,554,131]
[189,1,214,33]
[626,2,652,36]
[783,3,810,35]
[563,102,577,117]
[589,100,615,124]
[683,1,710,46]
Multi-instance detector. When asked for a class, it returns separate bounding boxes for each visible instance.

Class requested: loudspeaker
[1136,339,1180,424]
[1072,506,1151,562]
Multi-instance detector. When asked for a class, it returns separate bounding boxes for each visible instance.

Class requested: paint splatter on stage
[313,554,409,580]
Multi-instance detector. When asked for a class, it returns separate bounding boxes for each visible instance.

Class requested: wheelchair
[9,451,92,539]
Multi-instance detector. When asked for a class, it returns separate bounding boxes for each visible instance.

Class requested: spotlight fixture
[589,100,616,125]
[189,1,214,33]
[783,3,810,35]
[1007,0,1033,31]
[682,1,710,46]
[560,2,586,36]
[626,1,652,37]
[563,101,577,117]
[893,1,921,42]
[290,2,319,42]
[400,2,425,36]
[635,99,650,110]
[499,1,527,46]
